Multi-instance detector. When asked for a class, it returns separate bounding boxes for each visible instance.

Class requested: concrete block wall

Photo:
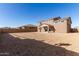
[0,27,37,33]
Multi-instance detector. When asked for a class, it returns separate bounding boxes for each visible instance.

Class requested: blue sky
[0,3,79,28]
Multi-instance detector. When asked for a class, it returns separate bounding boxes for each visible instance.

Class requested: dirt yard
[0,32,79,56]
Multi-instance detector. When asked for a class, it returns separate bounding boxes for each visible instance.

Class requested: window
[53,21,58,24]
[61,20,64,22]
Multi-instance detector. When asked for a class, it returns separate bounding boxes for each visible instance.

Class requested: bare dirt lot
[0,32,79,56]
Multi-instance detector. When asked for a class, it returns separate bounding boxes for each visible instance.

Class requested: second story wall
[38,17,72,33]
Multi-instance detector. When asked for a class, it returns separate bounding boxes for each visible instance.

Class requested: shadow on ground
[0,33,79,56]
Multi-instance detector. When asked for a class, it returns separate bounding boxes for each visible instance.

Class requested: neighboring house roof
[20,24,37,27]
[26,24,37,27]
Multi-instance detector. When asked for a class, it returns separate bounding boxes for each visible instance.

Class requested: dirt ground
[0,32,79,56]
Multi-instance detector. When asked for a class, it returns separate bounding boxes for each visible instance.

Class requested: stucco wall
[54,20,68,33]
[38,18,71,33]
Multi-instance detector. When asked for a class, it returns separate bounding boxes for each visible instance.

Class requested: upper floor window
[61,20,64,22]
[53,21,64,24]
[53,21,59,24]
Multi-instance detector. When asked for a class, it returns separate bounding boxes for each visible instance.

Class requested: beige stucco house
[37,17,72,33]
